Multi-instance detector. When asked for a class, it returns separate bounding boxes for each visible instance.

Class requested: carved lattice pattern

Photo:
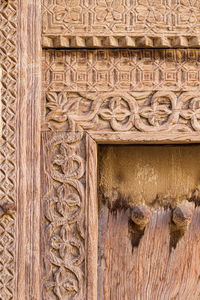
[0,0,17,299]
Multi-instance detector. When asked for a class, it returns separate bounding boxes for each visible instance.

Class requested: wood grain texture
[17,0,41,298]
[86,134,98,300]
[2,0,200,298]
[98,206,200,300]
[98,145,200,207]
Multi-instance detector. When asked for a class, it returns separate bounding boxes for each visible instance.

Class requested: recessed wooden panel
[98,144,200,299]
[98,145,200,208]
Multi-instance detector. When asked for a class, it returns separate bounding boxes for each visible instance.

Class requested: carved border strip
[42,49,200,92]
[43,91,200,133]
[42,0,200,48]
[42,132,86,300]
[0,1,18,298]
[42,35,200,49]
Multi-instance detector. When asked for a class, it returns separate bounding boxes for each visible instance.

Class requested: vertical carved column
[41,132,86,299]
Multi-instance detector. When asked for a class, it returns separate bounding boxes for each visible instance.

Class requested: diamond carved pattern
[0,0,17,298]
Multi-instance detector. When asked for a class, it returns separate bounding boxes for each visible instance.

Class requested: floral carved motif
[43,91,200,133]
[42,133,85,300]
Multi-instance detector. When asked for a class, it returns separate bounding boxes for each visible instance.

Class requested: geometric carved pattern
[0,0,17,299]
[43,91,200,133]
[42,2,200,295]
[42,0,200,48]
[43,49,200,92]
[42,132,85,300]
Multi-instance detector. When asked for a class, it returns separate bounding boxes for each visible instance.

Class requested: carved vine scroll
[42,132,86,300]
[43,91,200,133]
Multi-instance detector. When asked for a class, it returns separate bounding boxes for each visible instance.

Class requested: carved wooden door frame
[89,131,200,300]
[2,0,200,298]
[41,128,200,299]
[85,131,200,300]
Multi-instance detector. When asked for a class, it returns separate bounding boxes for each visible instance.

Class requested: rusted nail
[172,203,193,229]
[130,205,151,230]
[170,202,193,251]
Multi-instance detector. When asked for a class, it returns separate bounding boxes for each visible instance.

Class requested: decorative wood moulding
[42,91,200,133]
[0,1,17,298]
[42,35,200,49]
[43,49,200,92]
[42,0,200,48]
[41,132,86,299]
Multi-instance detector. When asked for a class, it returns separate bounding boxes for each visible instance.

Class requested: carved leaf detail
[43,134,85,299]
[45,91,200,133]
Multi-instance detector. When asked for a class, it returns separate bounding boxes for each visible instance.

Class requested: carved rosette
[42,132,85,299]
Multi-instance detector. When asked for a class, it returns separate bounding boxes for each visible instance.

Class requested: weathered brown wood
[98,145,200,208]
[98,206,200,299]
[90,132,200,144]
[3,0,200,298]
[86,134,98,300]
[17,0,41,299]
[98,144,200,299]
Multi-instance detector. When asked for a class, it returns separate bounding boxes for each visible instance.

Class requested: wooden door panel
[98,145,200,299]
[98,208,200,299]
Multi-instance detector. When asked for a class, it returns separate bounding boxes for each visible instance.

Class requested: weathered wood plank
[98,206,200,300]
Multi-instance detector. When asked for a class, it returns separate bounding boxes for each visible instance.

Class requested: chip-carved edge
[42,35,200,49]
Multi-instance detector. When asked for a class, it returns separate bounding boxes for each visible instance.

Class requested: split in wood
[129,205,151,248]
[170,202,193,251]
[0,202,16,217]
